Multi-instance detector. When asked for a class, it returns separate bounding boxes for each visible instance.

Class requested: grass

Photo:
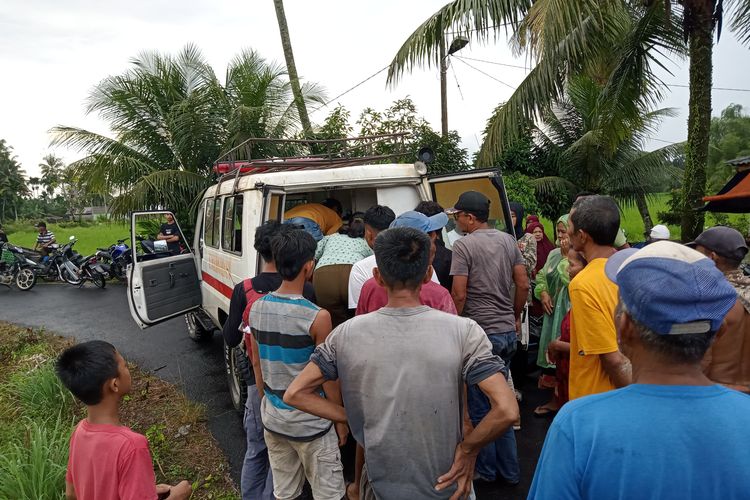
[0,322,238,500]
[6,222,131,256]
[539,193,750,242]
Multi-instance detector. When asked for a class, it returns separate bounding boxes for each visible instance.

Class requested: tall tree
[667,0,750,240]
[52,45,324,219]
[38,154,64,198]
[272,0,313,136]
[387,0,750,240]
[0,140,29,221]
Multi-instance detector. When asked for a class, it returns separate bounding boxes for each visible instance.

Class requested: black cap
[686,226,748,262]
[445,191,490,215]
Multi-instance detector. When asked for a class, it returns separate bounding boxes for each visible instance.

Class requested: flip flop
[533,405,558,418]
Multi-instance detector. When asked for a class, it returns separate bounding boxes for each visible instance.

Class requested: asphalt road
[0,282,551,500]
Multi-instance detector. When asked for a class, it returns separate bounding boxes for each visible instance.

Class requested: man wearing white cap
[632,224,671,249]
[529,241,750,499]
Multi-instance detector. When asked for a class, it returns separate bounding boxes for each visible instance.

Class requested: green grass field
[6,222,131,256]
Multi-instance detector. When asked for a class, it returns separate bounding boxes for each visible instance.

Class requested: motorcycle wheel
[61,268,82,285]
[15,268,36,291]
[92,272,106,289]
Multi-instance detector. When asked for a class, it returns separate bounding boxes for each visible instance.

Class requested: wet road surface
[0,282,552,499]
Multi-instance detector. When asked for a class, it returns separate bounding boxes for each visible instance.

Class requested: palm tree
[532,75,682,229]
[52,45,324,220]
[38,154,64,198]
[272,0,313,136]
[660,0,750,239]
[0,140,28,221]
[388,0,750,240]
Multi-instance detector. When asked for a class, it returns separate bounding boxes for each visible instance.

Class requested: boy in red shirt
[56,341,192,500]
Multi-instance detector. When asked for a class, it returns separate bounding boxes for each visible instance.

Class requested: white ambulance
[126,138,515,411]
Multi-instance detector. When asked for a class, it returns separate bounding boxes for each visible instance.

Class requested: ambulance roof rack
[213,133,412,192]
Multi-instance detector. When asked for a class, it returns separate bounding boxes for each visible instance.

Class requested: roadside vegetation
[0,322,238,500]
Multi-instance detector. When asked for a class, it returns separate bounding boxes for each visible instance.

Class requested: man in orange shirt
[567,195,631,400]
[284,199,343,241]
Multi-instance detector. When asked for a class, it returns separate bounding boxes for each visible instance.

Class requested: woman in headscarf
[525,219,556,277]
[532,214,571,416]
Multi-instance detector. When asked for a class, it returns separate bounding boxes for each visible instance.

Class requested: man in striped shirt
[248,228,346,500]
[34,221,56,257]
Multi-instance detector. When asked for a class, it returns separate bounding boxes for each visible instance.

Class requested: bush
[0,418,70,500]
[504,172,540,215]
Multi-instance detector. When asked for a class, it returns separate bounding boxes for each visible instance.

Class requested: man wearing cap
[348,207,441,311]
[529,241,750,499]
[34,221,56,258]
[448,191,529,485]
[567,195,631,400]
[356,211,455,314]
[689,226,750,393]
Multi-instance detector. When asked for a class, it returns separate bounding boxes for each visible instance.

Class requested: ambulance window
[267,193,284,221]
[205,197,221,248]
[431,176,509,234]
[222,195,243,254]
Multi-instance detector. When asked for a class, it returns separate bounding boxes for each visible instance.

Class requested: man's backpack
[241,278,267,359]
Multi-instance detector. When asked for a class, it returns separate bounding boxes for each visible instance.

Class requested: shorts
[264,427,345,500]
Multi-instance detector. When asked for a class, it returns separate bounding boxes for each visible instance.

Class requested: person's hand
[435,443,477,500]
[167,480,192,500]
[560,235,570,256]
[515,317,521,337]
[335,422,349,447]
[156,484,171,500]
[540,291,554,316]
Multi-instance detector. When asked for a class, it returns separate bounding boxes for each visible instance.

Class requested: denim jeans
[241,387,274,500]
[284,217,324,241]
[467,331,520,484]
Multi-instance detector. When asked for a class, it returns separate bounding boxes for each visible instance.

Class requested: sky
[2,0,750,178]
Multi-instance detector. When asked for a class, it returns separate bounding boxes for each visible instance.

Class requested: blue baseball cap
[605,241,737,335]
[389,211,448,233]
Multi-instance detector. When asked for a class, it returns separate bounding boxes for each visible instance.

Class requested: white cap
[650,224,670,240]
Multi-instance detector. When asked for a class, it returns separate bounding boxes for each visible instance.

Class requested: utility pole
[439,36,448,138]
[272,0,312,136]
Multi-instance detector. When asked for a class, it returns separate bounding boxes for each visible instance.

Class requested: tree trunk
[272,0,312,136]
[635,193,653,234]
[680,1,714,242]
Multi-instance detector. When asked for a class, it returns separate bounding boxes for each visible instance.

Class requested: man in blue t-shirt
[529,241,750,500]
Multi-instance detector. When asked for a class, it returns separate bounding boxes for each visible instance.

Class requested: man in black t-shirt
[222,221,315,500]
[157,213,183,254]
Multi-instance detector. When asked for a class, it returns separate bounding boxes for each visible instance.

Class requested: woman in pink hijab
[526,219,555,277]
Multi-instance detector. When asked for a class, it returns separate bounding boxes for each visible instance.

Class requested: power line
[666,83,750,92]
[446,21,517,36]
[449,63,465,100]
[309,65,390,115]
[453,56,515,90]
[454,55,530,71]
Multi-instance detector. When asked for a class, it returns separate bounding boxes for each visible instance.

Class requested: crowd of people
[52,191,750,500]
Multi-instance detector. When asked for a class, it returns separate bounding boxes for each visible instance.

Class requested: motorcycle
[95,239,131,282]
[0,242,37,291]
[62,237,107,289]
[34,239,79,284]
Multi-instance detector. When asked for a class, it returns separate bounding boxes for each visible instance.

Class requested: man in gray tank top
[249,229,346,500]
[285,227,520,500]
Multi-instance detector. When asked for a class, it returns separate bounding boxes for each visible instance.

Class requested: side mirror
[69,235,76,241]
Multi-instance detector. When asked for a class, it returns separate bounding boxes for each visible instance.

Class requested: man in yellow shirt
[284,199,343,241]
[567,195,631,400]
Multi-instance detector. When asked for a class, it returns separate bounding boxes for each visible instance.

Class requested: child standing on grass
[55,340,192,500]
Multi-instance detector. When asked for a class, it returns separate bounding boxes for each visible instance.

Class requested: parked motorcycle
[61,237,107,289]
[34,239,80,284]
[0,242,37,291]
[96,239,131,282]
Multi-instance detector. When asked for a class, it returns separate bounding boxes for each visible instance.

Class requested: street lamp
[440,35,469,137]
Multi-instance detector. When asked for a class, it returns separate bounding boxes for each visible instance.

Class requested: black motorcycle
[63,237,106,289]
[35,239,79,284]
[0,242,37,291]
[95,239,131,282]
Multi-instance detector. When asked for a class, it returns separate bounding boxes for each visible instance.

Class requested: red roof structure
[702,156,750,213]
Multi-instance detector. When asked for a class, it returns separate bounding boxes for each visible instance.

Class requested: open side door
[428,168,514,242]
[127,210,201,329]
